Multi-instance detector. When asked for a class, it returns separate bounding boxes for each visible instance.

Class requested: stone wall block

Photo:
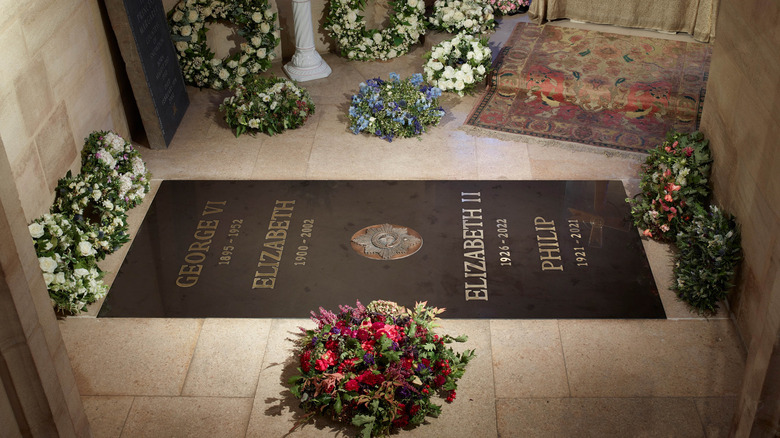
[0,90,32,167]
[35,103,77,192]
[10,141,52,221]
[19,0,79,54]
[14,59,54,138]
[0,20,29,95]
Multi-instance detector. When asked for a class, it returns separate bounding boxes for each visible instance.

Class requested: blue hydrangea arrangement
[348,72,444,142]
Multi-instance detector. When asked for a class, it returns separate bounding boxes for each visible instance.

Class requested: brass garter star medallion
[351,224,423,260]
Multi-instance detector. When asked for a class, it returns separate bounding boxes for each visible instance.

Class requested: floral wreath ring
[325,0,426,61]
[169,0,279,90]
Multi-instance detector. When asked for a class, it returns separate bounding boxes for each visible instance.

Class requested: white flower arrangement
[428,0,496,35]
[325,0,426,61]
[220,75,316,137]
[80,131,151,211]
[169,0,279,89]
[29,213,108,314]
[423,33,492,96]
[30,131,151,314]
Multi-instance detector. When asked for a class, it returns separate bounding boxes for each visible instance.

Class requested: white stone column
[284,0,332,81]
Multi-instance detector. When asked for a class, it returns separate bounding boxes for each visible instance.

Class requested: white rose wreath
[325,0,426,61]
[423,33,492,96]
[428,0,495,35]
[169,0,280,89]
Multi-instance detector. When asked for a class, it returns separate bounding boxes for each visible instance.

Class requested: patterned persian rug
[465,23,711,154]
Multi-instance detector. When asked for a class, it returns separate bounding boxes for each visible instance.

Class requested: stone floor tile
[527,142,644,180]
[490,320,570,398]
[695,397,737,438]
[496,397,705,437]
[401,319,498,438]
[475,136,533,180]
[81,396,133,438]
[181,319,272,397]
[120,396,252,438]
[559,320,745,397]
[59,319,202,396]
[247,318,328,437]
[307,127,478,180]
[251,136,314,180]
[140,143,260,180]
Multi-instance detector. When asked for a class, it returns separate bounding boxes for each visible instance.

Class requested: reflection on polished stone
[98,180,664,319]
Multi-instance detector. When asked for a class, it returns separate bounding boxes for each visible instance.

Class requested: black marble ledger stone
[98,180,665,319]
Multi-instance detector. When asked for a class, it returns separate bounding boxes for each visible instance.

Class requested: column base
[284,50,332,82]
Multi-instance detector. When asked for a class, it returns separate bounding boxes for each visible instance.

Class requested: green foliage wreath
[169,0,280,89]
[325,0,427,61]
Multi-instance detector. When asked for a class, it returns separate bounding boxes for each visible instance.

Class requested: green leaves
[220,75,315,137]
[289,300,475,436]
[352,414,376,438]
[628,131,741,314]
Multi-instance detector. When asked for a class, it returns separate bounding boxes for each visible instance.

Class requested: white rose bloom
[176,41,188,52]
[55,272,65,284]
[252,12,263,23]
[172,11,184,22]
[443,66,455,79]
[78,241,96,257]
[74,268,89,278]
[29,223,45,238]
[251,36,262,46]
[39,257,57,273]
[260,22,271,33]
[187,10,198,22]
[455,80,465,90]
[347,11,357,22]
[373,33,382,44]
[227,60,238,69]
[409,0,418,6]
[464,19,474,28]
[218,69,229,80]
[257,48,266,58]
[43,272,55,285]
[265,9,274,19]
[476,64,486,75]
[181,25,192,37]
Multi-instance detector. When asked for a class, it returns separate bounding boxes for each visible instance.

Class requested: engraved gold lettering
[463,229,484,239]
[259,250,281,262]
[252,276,276,288]
[194,229,216,240]
[177,203,225,287]
[462,198,488,301]
[188,241,210,252]
[202,200,226,215]
[461,192,482,203]
[466,289,488,300]
[268,220,290,230]
[534,217,563,272]
[464,260,487,272]
[252,200,295,289]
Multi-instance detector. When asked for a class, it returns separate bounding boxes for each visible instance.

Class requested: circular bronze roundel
[350,223,423,260]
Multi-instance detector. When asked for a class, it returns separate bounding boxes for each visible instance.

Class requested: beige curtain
[529,0,720,42]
